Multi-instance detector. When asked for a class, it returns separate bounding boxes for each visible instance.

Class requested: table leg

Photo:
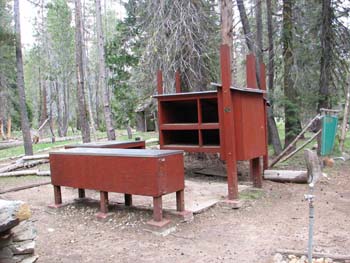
[100,191,109,214]
[124,194,132,206]
[54,185,62,205]
[78,188,85,199]
[250,157,262,188]
[176,190,185,212]
[153,196,163,222]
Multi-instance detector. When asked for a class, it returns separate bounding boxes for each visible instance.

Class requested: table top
[50,148,183,158]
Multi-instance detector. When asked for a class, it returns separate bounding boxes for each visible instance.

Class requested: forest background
[0,0,349,156]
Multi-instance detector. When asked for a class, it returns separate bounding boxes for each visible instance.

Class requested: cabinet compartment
[200,99,219,123]
[202,129,220,146]
[163,130,199,145]
[160,100,198,123]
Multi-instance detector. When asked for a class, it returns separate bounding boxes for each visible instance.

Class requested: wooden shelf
[160,123,219,130]
[161,144,220,153]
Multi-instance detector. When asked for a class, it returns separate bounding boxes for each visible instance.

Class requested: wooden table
[49,148,185,225]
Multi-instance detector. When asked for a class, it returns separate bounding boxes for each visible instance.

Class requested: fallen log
[21,154,49,161]
[276,249,350,262]
[0,160,49,174]
[0,169,50,177]
[0,182,51,194]
[263,170,309,183]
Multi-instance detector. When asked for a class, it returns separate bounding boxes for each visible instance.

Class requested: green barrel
[321,115,338,156]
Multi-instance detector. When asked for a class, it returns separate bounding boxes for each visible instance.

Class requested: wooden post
[220,44,239,200]
[250,157,262,188]
[99,191,109,214]
[153,196,163,222]
[78,188,85,198]
[175,70,181,93]
[176,190,185,212]
[124,194,132,206]
[53,185,62,205]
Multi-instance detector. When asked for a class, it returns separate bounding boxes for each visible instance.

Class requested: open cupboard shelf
[159,96,220,149]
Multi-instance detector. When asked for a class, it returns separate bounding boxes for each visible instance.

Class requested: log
[21,154,49,161]
[0,169,50,177]
[0,163,25,173]
[0,182,51,194]
[0,200,31,233]
[276,249,350,261]
[263,170,309,183]
[0,160,49,173]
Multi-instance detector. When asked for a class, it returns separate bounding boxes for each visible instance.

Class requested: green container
[321,115,338,156]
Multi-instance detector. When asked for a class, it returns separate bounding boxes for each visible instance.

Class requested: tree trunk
[14,0,33,156]
[266,0,282,155]
[340,77,350,152]
[0,119,5,140]
[39,68,48,127]
[6,117,11,139]
[220,0,235,82]
[318,0,332,110]
[255,0,263,88]
[95,0,115,140]
[74,0,90,143]
[81,5,97,141]
[282,0,300,147]
[236,0,254,53]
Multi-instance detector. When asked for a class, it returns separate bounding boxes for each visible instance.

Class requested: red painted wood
[176,190,185,212]
[198,98,203,146]
[65,140,145,150]
[50,152,184,197]
[54,185,62,205]
[232,91,267,160]
[153,196,163,222]
[220,44,238,200]
[100,191,109,214]
[217,87,226,159]
[175,70,181,93]
[246,54,257,89]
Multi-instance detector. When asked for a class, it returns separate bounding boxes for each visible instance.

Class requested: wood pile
[0,154,50,177]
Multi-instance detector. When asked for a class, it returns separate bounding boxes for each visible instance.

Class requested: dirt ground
[0,159,350,263]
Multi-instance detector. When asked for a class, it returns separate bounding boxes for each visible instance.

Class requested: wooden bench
[65,140,146,150]
[49,148,186,226]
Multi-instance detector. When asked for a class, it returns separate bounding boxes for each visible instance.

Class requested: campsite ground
[1,148,349,263]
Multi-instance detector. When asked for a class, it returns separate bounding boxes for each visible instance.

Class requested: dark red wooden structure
[154,45,268,200]
[50,148,186,225]
[65,140,146,150]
